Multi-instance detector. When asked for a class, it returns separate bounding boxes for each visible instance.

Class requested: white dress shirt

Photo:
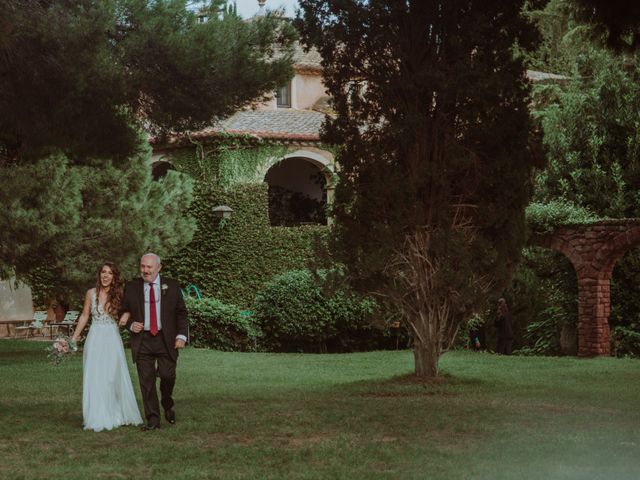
[143,275,187,342]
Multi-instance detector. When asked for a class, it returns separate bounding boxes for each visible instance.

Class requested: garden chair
[14,311,48,338]
[60,310,79,337]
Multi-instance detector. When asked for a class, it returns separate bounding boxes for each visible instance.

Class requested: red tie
[149,283,158,336]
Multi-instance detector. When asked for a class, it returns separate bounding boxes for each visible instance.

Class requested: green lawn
[1,340,639,479]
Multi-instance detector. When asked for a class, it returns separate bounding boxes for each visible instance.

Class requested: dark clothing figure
[495,298,514,355]
[121,254,189,430]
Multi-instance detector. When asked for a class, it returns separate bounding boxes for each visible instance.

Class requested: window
[276,81,291,108]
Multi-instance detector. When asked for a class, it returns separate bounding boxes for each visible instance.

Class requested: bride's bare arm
[118,312,130,327]
[71,289,93,342]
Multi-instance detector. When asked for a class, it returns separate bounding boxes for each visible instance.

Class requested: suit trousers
[136,331,176,426]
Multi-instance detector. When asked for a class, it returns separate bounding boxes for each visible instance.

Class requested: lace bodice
[91,290,116,325]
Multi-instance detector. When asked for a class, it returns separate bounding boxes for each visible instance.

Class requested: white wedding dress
[82,291,142,431]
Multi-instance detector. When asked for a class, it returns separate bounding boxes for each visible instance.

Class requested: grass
[1,340,639,479]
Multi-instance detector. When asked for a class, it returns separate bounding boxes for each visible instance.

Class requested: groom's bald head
[140,253,162,283]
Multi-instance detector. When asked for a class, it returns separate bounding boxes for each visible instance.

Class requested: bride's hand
[118,312,130,327]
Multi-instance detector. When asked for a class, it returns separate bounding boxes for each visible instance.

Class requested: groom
[120,253,188,431]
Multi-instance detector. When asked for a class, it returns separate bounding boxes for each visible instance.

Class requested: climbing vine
[163,133,289,187]
[159,135,330,307]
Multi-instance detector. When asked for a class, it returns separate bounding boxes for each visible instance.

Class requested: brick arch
[530,219,640,357]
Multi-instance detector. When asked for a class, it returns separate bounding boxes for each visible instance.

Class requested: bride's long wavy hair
[95,261,124,316]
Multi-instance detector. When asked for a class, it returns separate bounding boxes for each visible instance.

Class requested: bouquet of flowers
[46,335,78,366]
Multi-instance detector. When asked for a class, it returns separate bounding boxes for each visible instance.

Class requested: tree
[0,0,296,163]
[300,0,540,376]
[527,45,640,355]
[507,0,640,357]
[0,140,195,305]
[534,51,640,217]
[0,0,296,300]
[570,0,640,51]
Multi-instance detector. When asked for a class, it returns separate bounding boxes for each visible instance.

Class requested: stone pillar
[576,270,611,356]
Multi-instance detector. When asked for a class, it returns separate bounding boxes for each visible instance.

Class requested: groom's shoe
[141,423,160,431]
[165,408,176,425]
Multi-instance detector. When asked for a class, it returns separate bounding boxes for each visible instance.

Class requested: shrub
[611,324,640,358]
[518,303,569,355]
[253,269,383,352]
[526,199,599,234]
[455,312,488,350]
[186,296,261,351]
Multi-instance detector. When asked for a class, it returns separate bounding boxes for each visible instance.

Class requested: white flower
[161,284,168,295]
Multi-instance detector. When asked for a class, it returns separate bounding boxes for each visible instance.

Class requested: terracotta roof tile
[219,109,325,139]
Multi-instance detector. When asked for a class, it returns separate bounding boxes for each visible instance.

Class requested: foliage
[610,324,640,357]
[455,311,489,350]
[216,140,291,189]
[610,252,640,355]
[519,308,563,355]
[524,0,581,74]
[253,269,381,353]
[0,141,195,305]
[505,246,578,355]
[185,296,260,351]
[162,177,329,307]
[158,138,334,307]
[522,36,640,357]
[300,0,540,376]
[532,49,640,218]
[167,134,292,186]
[526,199,599,234]
[0,1,297,297]
[570,0,640,50]
[0,154,82,284]
[0,0,296,163]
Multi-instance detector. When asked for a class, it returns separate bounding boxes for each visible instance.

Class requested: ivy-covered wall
[159,138,330,307]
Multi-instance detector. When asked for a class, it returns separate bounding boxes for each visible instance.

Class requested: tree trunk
[413,339,439,378]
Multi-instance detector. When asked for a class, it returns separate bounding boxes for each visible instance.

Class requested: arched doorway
[265,156,328,226]
[151,160,175,181]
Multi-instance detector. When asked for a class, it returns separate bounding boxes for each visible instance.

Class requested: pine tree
[0,0,295,163]
[0,140,195,304]
[0,0,295,300]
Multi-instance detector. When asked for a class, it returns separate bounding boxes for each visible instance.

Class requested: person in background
[495,298,514,355]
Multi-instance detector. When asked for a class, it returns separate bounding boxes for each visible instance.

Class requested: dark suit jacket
[122,277,188,363]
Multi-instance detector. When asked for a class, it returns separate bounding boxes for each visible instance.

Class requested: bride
[71,261,142,431]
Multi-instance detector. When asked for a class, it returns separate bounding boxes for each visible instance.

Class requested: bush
[518,313,561,356]
[455,312,488,350]
[526,199,598,234]
[253,269,384,352]
[611,324,640,358]
[186,296,261,351]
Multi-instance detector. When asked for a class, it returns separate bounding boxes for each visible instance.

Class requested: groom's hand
[131,322,144,333]
[175,338,186,349]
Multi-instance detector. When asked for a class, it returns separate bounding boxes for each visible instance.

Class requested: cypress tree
[300,0,540,376]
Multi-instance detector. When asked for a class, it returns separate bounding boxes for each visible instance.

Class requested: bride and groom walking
[71,253,188,432]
